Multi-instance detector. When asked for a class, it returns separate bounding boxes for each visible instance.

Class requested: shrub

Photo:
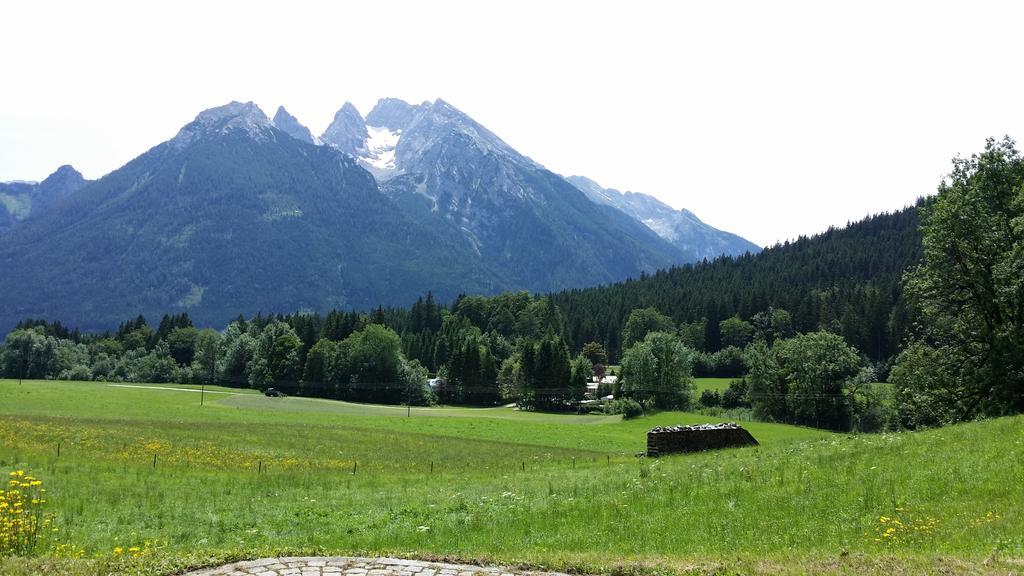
[57,365,92,382]
[604,398,644,419]
[620,398,644,419]
[721,379,750,409]
[699,389,722,407]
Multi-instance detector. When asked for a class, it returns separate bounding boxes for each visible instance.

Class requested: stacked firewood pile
[646,422,758,457]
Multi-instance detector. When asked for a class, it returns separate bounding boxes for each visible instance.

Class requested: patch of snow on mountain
[361,125,401,170]
[642,217,680,242]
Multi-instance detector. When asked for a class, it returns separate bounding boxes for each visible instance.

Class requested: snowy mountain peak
[396,98,538,171]
[427,98,476,124]
[272,106,315,144]
[173,101,274,146]
[324,96,543,182]
[321,102,368,155]
[366,98,425,131]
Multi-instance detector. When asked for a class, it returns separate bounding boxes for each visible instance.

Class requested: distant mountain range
[565,175,760,261]
[0,98,760,330]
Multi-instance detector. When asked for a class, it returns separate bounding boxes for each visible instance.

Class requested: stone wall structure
[646,422,758,456]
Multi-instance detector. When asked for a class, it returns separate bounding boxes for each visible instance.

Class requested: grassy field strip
[692,377,734,393]
[0,379,1021,575]
[2,415,1019,569]
[0,412,615,476]
[107,384,242,395]
[215,393,625,423]
[2,380,831,453]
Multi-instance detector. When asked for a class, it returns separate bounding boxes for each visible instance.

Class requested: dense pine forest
[554,202,924,363]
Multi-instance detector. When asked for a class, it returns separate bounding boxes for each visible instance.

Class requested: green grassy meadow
[0,379,1021,575]
[692,378,735,394]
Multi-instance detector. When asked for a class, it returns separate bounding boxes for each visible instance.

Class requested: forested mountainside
[549,203,924,362]
[0,99,760,331]
[0,103,500,331]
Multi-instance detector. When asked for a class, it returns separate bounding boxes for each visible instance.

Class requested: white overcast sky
[2,1,1022,247]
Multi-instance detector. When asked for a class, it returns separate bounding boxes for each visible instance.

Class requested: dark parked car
[264,388,286,397]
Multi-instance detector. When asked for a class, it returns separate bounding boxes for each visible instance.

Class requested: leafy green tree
[620,331,694,409]
[890,341,963,428]
[719,315,754,348]
[302,338,335,386]
[751,307,794,344]
[346,324,404,401]
[138,340,177,383]
[580,341,608,367]
[247,321,302,391]
[619,339,655,401]
[1,328,52,381]
[496,353,524,403]
[679,319,707,351]
[111,347,146,382]
[454,295,492,330]
[694,346,746,378]
[120,327,154,352]
[774,332,862,429]
[746,331,863,429]
[90,338,124,358]
[622,307,675,347]
[743,340,787,421]
[192,328,222,384]
[220,322,256,386]
[899,137,1024,421]
[569,355,593,401]
[167,326,198,366]
[846,372,893,433]
[721,378,750,409]
[398,358,435,406]
[51,339,90,380]
[646,331,695,409]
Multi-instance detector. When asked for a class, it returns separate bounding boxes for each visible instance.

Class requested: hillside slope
[0,102,501,330]
[566,174,762,260]
[552,204,924,360]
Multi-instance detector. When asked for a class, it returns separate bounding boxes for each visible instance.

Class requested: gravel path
[181,556,574,576]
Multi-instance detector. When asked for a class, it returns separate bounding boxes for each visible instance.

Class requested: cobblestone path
[182,556,574,576]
